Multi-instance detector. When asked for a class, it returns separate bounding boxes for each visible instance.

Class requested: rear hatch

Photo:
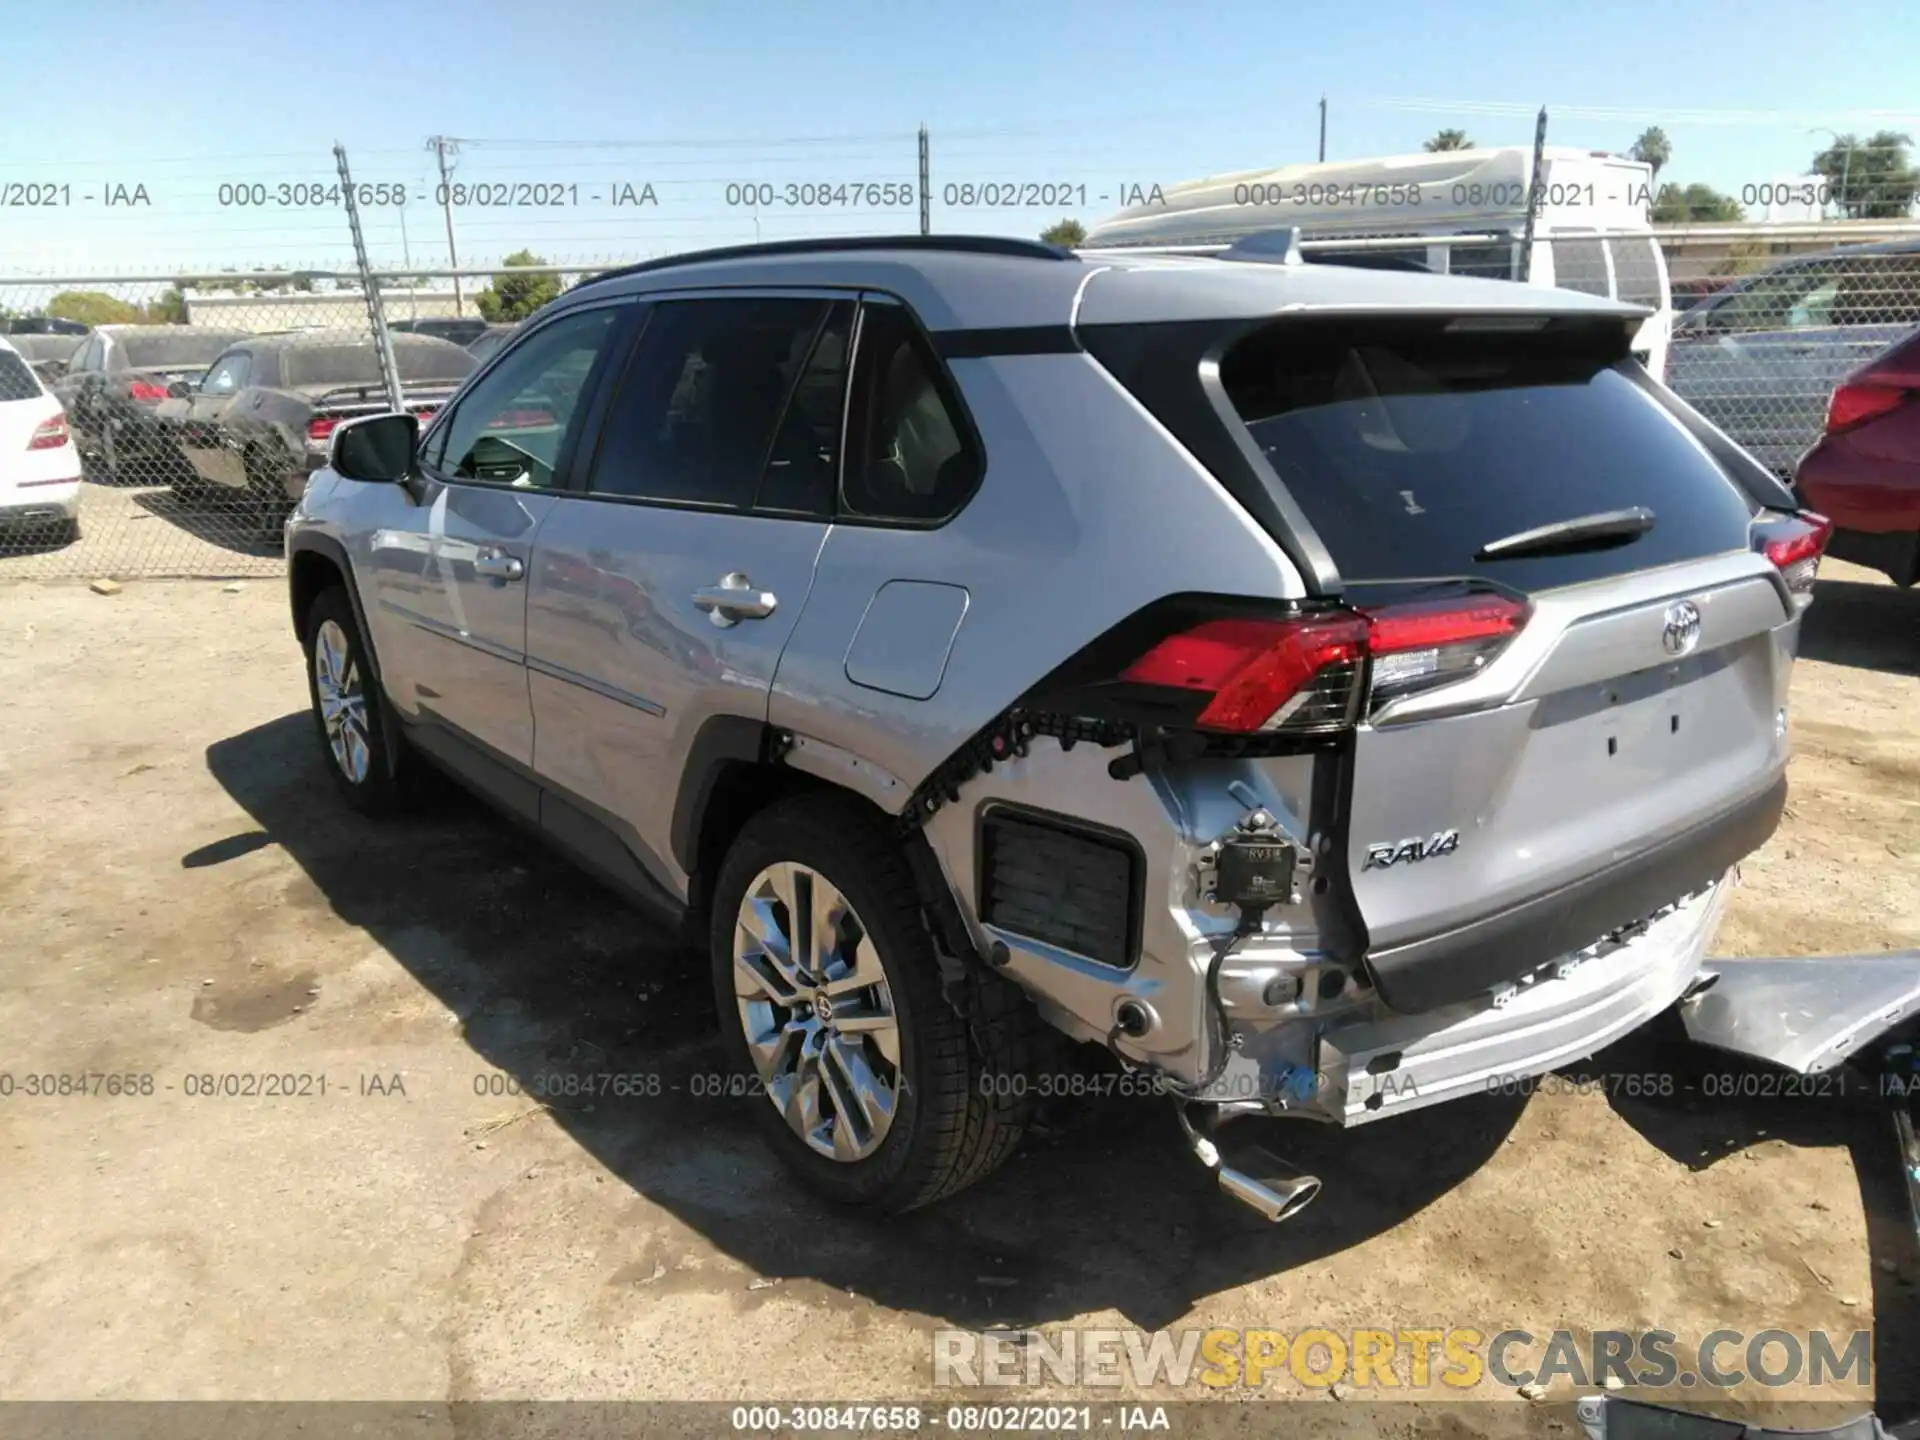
[1080,286,1816,1013]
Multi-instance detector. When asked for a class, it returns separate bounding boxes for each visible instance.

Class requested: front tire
[301,586,415,815]
[710,794,1032,1212]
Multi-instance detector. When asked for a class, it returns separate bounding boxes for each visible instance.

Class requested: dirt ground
[0,562,1915,1424]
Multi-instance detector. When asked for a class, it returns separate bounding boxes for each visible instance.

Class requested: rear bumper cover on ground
[1681,949,1920,1074]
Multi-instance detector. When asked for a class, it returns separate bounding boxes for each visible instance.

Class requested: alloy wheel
[313,619,371,784]
[733,862,903,1162]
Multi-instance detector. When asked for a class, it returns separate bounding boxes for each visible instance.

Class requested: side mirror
[330,412,419,483]
[166,379,192,399]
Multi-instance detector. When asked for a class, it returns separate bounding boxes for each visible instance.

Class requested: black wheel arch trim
[286,532,381,683]
[670,713,779,878]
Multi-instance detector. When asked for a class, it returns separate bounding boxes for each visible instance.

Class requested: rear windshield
[1222,317,1758,590]
[285,343,475,387]
[0,350,41,401]
[9,336,80,362]
[120,333,241,367]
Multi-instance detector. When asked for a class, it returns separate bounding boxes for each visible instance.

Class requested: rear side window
[1549,237,1610,297]
[587,297,832,509]
[756,301,853,518]
[841,302,979,523]
[120,333,240,368]
[1221,318,1759,591]
[0,350,41,401]
[1607,238,1663,309]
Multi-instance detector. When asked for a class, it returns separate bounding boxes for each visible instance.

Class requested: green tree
[1651,182,1745,223]
[1810,131,1919,219]
[46,290,145,326]
[1630,126,1672,183]
[145,289,188,324]
[1423,129,1473,152]
[1039,218,1086,248]
[474,249,562,322]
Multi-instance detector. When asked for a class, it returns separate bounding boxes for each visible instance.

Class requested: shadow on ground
[1564,1022,1920,1416]
[1800,579,1920,678]
[131,486,278,558]
[204,710,1527,1330]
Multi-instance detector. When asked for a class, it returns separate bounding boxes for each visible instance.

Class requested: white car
[0,336,83,546]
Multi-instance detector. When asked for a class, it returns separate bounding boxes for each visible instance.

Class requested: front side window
[840,302,979,523]
[427,306,620,489]
[585,296,834,509]
[1704,261,1841,333]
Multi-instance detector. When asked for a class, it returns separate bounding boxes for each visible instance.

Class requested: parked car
[160,330,475,534]
[52,325,250,484]
[0,337,83,546]
[4,316,89,337]
[464,324,518,365]
[286,235,1825,1220]
[6,333,83,386]
[1794,328,1920,587]
[390,316,492,348]
[1666,238,1920,478]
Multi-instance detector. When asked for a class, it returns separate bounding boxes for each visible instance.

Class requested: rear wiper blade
[1476,506,1655,561]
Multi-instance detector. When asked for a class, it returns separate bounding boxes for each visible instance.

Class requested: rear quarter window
[1221,317,1760,591]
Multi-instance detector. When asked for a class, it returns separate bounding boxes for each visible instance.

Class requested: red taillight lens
[307,416,339,446]
[1122,613,1369,733]
[27,414,70,450]
[1759,512,1832,603]
[127,380,169,403]
[1825,382,1906,435]
[1361,595,1532,702]
[1117,595,1531,735]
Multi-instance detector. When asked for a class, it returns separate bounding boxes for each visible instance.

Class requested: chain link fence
[4,125,1918,581]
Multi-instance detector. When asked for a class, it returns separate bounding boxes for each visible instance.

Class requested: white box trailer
[1084,146,1674,379]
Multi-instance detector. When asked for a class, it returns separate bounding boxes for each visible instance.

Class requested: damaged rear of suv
[288,235,1835,1221]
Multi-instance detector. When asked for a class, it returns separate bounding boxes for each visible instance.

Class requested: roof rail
[573,234,1073,291]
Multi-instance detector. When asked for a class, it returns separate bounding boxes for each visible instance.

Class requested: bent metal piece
[1680,950,1920,1075]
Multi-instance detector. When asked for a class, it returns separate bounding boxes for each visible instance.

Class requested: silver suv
[285,235,1828,1221]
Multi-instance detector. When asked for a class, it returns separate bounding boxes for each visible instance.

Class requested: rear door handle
[692,572,777,626]
[474,550,525,582]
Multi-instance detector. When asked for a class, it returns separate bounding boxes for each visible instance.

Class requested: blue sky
[2,0,1917,276]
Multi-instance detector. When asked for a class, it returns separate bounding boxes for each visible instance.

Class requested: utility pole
[1317,96,1327,162]
[428,136,463,314]
[1517,106,1549,283]
[917,126,931,235]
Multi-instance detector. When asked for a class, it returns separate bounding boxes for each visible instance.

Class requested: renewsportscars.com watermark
[933,1327,1871,1392]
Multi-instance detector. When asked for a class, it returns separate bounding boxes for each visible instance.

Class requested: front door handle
[692,572,777,626]
[474,550,525,582]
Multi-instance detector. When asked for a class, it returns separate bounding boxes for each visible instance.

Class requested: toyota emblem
[1662,600,1702,656]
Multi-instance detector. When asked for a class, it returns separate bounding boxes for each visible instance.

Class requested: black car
[389,316,492,347]
[52,325,252,484]
[160,329,476,533]
[4,316,89,337]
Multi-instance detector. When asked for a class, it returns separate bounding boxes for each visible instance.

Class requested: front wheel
[301,586,416,815]
[710,794,1034,1212]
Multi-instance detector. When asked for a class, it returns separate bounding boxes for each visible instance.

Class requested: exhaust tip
[1217,1164,1322,1223]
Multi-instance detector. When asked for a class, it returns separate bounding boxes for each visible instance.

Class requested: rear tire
[301,586,417,816]
[709,793,1033,1212]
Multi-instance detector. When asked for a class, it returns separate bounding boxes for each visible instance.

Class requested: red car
[1795,330,1920,587]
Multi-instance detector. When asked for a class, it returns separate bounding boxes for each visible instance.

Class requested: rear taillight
[1757,512,1832,606]
[1116,595,1530,735]
[1825,382,1907,435]
[1361,595,1531,702]
[1121,613,1369,733]
[27,415,70,450]
[307,416,339,448]
[127,380,169,403]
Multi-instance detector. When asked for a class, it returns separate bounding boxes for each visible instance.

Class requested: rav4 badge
[1363,830,1462,871]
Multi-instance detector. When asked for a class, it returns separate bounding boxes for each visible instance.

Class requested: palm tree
[1630,126,1672,182]
[1424,129,1473,152]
